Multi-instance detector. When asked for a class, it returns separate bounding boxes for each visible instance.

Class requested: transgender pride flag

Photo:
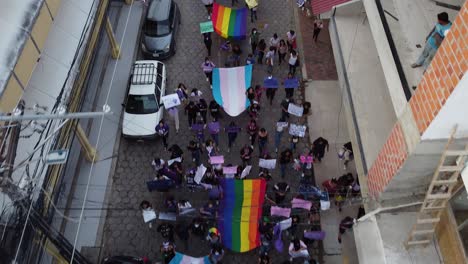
[212,65,252,117]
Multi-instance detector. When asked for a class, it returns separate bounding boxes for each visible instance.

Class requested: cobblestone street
[101,0,316,263]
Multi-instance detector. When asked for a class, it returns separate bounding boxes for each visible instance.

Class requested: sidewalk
[297,7,359,264]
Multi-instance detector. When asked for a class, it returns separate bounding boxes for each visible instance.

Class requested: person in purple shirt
[225,121,241,152]
[155,120,169,150]
[208,120,221,147]
[191,120,205,144]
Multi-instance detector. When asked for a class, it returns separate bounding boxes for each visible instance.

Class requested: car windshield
[144,19,170,37]
[125,94,159,114]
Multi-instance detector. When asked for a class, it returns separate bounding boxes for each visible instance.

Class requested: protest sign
[291,198,312,210]
[240,165,252,179]
[284,78,299,88]
[223,166,237,174]
[209,155,224,165]
[263,77,279,88]
[288,103,303,117]
[167,157,182,166]
[279,218,292,231]
[259,159,276,169]
[200,21,214,33]
[161,93,181,109]
[289,124,307,137]
[276,122,289,129]
[143,209,157,223]
[271,206,291,218]
[194,164,207,184]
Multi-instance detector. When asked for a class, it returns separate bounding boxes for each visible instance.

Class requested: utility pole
[0,107,112,264]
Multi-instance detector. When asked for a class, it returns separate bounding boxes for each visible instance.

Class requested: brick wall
[367,122,408,197]
[367,2,468,197]
[409,4,468,134]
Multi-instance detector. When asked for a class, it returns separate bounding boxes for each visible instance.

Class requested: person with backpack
[312,137,329,162]
[201,57,216,88]
[279,148,293,178]
[208,119,221,147]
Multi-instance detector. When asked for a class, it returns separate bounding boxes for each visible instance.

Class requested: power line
[70,2,135,262]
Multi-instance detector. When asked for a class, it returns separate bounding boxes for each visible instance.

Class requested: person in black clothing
[274,181,290,204]
[240,144,254,166]
[246,87,256,106]
[225,121,241,152]
[279,149,293,178]
[203,32,212,56]
[232,43,242,66]
[198,98,208,124]
[187,140,202,166]
[280,98,290,120]
[175,222,190,249]
[160,242,176,264]
[209,100,221,120]
[185,101,199,127]
[190,217,207,240]
[338,216,354,243]
[312,137,329,162]
[257,39,266,64]
[168,144,183,159]
[157,222,175,242]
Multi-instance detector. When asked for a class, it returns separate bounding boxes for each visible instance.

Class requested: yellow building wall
[13,38,40,87]
[0,0,61,111]
[31,4,54,51]
[435,208,467,264]
[0,77,23,112]
[46,0,62,18]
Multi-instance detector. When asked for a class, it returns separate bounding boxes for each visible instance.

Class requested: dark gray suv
[141,0,180,60]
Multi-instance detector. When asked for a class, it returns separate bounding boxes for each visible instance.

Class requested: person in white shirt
[286,30,297,51]
[288,50,299,75]
[269,33,280,52]
[288,238,310,261]
[265,47,275,73]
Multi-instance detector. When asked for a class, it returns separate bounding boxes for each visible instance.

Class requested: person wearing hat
[412,12,452,70]
[206,227,222,246]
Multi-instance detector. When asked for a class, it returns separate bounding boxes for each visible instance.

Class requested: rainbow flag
[212,65,252,117]
[211,3,248,39]
[218,179,267,252]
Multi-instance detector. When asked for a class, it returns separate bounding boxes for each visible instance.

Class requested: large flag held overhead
[212,3,248,39]
[212,65,252,117]
[169,252,211,264]
[218,179,267,252]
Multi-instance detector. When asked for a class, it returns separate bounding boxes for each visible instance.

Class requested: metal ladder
[406,126,468,247]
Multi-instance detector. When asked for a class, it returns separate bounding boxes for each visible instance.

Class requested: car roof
[129,61,164,95]
[147,0,172,21]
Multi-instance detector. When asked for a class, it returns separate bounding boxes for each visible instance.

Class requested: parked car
[122,60,166,139]
[102,255,150,264]
[141,0,180,60]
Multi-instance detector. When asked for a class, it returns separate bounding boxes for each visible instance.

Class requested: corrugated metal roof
[312,0,351,14]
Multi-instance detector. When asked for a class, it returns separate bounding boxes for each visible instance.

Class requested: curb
[291,0,310,81]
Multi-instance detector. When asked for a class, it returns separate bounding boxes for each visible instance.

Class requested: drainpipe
[358,202,422,222]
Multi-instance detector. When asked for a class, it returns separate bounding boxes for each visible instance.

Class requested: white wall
[422,71,468,140]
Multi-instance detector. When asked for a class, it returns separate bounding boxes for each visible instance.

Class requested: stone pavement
[100,0,320,263]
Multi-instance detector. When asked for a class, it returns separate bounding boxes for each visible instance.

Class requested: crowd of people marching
[137,1,362,263]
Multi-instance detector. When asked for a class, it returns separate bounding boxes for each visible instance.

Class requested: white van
[122,60,166,138]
